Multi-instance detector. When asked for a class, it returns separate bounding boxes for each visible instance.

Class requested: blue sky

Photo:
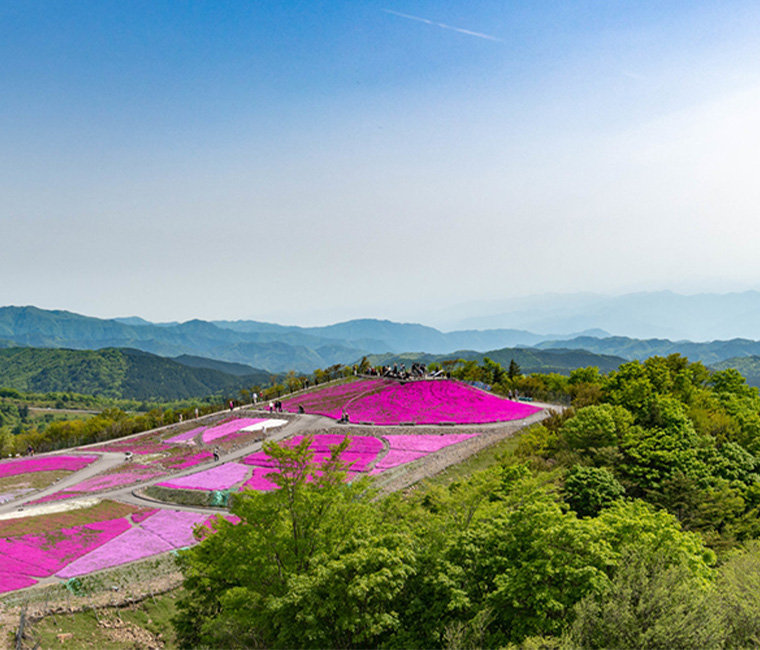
[3,1,760,325]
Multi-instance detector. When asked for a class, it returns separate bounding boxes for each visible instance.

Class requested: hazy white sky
[3,1,760,325]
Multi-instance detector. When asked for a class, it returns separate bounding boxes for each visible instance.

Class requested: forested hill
[0,347,271,401]
[713,356,760,388]
[535,335,760,366]
[365,347,626,375]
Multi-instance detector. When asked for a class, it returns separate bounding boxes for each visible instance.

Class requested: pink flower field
[30,470,166,504]
[281,379,541,424]
[156,462,250,491]
[281,379,387,419]
[200,418,269,444]
[164,426,206,444]
[0,503,232,592]
[0,455,98,478]
[238,432,479,490]
[0,385,523,594]
[56,510,228,579]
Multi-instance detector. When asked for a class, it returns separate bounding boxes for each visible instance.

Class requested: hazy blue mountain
[440,290,760,341]
[224,318,569,354]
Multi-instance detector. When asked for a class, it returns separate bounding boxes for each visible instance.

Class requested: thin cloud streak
[383,9,502,42]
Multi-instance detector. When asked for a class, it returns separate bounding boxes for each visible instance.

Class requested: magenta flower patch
[351,380,541,425]
[285,434,384,454]
[281,379,540,424]
[0,518,132,576]
[0,572,37,594]
[0,455,98,478]
[131,509,159,524]
[240,468,280,491]
[164,451,213,470]
[280,379,387,419]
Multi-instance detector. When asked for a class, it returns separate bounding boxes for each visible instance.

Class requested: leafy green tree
[617,397,710,496]
[567,546,723,650]
[563,465,625,517]
[594,500,716,579]
[715,541,760,649]
[604,360,656,419]
[267,527,417,649]
[561,404,633,452]
[431,490,612,646]
[173,435,411,649]
[285,370,301,393]
[483,357,505,384]
[711,368,758,400]
[507,359,522,381]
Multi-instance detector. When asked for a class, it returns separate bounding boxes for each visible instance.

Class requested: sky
[3,1,760,326]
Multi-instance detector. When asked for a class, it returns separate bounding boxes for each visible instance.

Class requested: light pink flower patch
[164,426,205,444]
[56,527,173,578]
[384,434,478,453]
[0,489,34,502]
[65,471,165,493]
[372,449,428,473]
[243,436,383,473]
[156,462,249,491]
[201,418,269,444]
[139,510,209,548]
[0,455,98,478]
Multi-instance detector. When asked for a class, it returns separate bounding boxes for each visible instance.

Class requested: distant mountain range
[0,306,605,373]
[2,303,760,384]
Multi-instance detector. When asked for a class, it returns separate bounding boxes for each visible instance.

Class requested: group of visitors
[268,400,284,413]
[379,362,429,380]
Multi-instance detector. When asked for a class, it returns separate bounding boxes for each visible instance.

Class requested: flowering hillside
[281,379,540,424]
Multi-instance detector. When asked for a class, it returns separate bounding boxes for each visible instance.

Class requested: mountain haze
[439,291,760,341]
